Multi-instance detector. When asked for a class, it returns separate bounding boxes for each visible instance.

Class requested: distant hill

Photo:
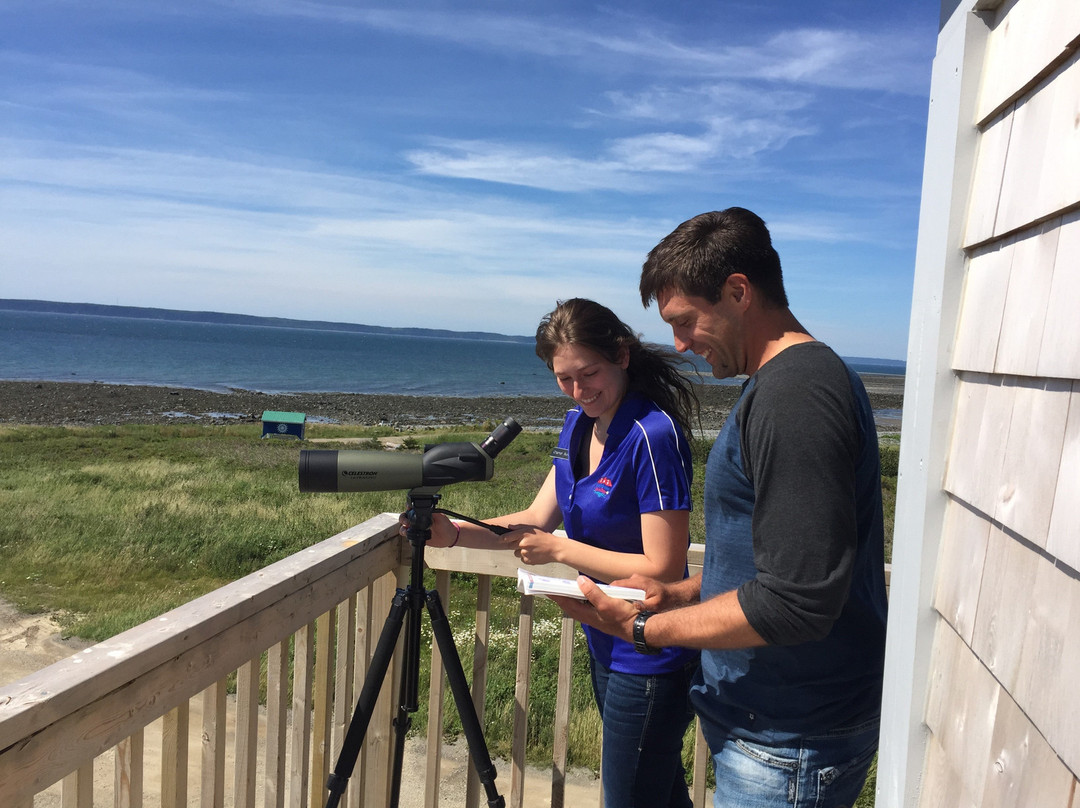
[0,299,534,344]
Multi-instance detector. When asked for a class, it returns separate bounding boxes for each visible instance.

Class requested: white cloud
[405,107,816,190]
[244,3,929,92]
[603,83,813,123]
[405,141,637,192]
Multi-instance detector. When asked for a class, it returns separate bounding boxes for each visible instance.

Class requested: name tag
[551,447,570,460]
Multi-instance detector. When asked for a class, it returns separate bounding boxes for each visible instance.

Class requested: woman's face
[551,343,629,423]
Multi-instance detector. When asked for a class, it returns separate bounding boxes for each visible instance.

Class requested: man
[554,208,888,807]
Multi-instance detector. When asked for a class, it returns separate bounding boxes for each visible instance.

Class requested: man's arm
[555,576,767,651]
[646,588,766,650]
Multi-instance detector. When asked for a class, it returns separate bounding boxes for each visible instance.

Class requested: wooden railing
[0,513,714,808]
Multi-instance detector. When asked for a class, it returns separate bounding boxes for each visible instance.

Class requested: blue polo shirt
[553,391,698,675]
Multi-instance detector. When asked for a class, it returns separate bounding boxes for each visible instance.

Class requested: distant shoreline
[0,298,536,344]
[0,377,905,433]
[1,300,907,368]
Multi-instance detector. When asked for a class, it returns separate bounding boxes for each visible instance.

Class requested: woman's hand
[502,526,559,565]
[397,511,458,548]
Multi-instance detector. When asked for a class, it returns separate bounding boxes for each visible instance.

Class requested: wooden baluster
[465,574,493,808]
[235,657,260,808]
[550,614,575,808]
[200,680,227,808]
[424,570,451,808]
[333,595,357,807]
[310,610,335,808]
[161,702,189,808]
[289,622,315,808]
[116,729,144,808]
[265,640,289,808]
[510,594,534,808]
[61,760,93,808]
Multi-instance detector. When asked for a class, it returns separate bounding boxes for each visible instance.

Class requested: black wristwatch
[632,610,660,655]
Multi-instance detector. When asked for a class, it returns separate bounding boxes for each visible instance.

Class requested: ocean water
[0,308,904,398]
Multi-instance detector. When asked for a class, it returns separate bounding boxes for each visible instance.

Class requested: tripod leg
[325,589,408,808]
[388,586,426,808]
[426,588,507,808]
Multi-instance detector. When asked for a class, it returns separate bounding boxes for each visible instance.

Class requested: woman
[403,298,699,808]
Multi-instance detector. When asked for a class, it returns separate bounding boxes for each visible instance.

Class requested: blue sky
[1,1,939,360]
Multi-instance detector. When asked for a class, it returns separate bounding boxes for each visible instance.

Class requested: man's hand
[610,574,671,613]
[549,576,641,645]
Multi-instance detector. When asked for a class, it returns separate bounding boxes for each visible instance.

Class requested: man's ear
[726,274,752,308]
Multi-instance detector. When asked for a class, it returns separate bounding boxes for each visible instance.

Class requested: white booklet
[516,568,646,602]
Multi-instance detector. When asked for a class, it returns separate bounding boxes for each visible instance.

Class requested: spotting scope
[298,417,522,493]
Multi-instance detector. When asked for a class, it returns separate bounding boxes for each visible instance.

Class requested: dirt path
[0,600,94,684]
[0,601,600,807]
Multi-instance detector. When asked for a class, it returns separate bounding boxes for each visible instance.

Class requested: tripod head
[402,488,440,537]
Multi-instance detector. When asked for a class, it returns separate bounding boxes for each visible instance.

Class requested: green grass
[0,423,402,637]
[0,421,893,802]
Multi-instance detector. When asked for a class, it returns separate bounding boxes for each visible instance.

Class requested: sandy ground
[0,599,601,807]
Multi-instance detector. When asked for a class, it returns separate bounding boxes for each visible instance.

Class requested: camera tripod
[324,488,506,808]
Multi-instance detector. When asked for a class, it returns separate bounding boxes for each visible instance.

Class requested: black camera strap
[434,508,511,535]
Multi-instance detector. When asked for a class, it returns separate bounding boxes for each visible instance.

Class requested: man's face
[656,288,744,379]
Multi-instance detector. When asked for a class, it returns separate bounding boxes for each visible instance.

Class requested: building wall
[879,1,1080,806]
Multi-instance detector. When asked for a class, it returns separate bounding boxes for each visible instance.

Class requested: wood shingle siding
[880,1,1080,804]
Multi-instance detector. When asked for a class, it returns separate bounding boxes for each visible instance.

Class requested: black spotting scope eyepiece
[298,416,522,494]
[479,417,521,458]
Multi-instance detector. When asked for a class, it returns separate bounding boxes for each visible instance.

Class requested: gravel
[0,378,905,432]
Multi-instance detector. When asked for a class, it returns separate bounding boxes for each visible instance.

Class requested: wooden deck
[0,513,712,808]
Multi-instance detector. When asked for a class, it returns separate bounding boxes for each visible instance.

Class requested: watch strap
[632,610,659,655]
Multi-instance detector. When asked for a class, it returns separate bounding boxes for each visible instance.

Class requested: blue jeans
[709,719,879,808]
[590,657,697,808]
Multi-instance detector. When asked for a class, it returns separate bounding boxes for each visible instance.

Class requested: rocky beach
[0,376,905,432]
